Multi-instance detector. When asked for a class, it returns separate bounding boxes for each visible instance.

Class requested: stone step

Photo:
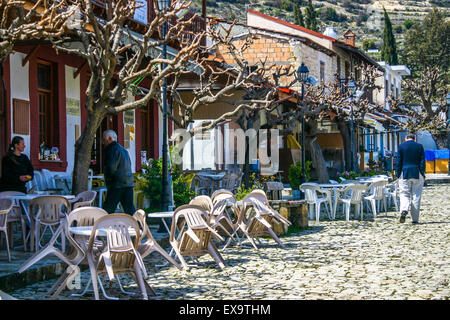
[0,225,169,294]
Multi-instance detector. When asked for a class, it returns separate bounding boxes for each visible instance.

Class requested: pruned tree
[261,64,384,182]
[43,0,206,194]
[390,66,449,149]
[0,0,75,63]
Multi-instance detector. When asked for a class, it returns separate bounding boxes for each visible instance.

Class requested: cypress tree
[380,8,399,65]
[305,0,318,31]
[294,4,305,27]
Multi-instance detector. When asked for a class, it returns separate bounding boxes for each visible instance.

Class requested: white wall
[123,93,136,173]
[182,120,216,170]
[247,11,332,49]
[65,65,81,175]
[9,52,31,158]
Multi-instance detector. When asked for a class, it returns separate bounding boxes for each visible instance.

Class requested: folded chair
[0,199,14,261]
[18,207,107,299]
[170,205,225,270]
[48,207,108,299]
[133,209,181,272]
[189,195,214,213]
[86,214,148,300]
[0,191,28,251]
[209,191,242,248]
[29,196,71,252]
[234,190,291,249]
[69,191,97,210]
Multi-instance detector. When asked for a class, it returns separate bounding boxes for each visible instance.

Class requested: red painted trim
[56,62,67,170]
[246,8,354,47]
[117,114,124,146]
[134,102,142,172]
[151,100,159,159]
[28,56,39,169]
[4,56,11,145]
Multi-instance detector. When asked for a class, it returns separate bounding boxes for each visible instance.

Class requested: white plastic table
[69,226,137,237]
[147,211,175,234]
[147,211,178,267]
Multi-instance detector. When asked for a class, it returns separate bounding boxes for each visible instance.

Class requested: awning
[287,134,301,149]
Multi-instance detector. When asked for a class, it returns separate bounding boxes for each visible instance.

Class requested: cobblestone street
[8,184,450,300]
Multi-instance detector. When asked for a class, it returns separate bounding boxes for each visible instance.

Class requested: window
[37,60,57,149]
[344,61,350,80]
[320,61,325,83]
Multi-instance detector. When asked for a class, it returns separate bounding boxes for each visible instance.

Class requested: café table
[317,183,359,220]
[147,211,186,268]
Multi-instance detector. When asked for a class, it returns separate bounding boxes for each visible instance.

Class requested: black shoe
[399,211,407,223]
[412,221,419,225]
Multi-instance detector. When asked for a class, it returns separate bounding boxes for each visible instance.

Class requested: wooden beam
[22,45,40,67]
[73,61,87,79]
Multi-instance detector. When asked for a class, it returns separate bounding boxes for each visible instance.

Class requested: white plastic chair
[0,191,28,251]
[300,183,333,222]
[385,180,399,212]
[363,180,388,220]
[29,196,71,252]
[0,199,14,261]
[336,184,368,221]
[86,214,148,300]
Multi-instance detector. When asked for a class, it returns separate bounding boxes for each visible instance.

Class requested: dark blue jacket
[103,141,134,188]
[395,140,425,179]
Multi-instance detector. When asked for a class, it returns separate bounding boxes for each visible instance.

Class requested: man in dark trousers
[102,130,136,215]
[396,133,425,224]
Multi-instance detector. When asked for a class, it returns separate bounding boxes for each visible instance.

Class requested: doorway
[90,115,119,174]
[0,64,7,178]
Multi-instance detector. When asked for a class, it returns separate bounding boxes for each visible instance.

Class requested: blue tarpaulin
[425,150,435,161]
[434,150,449,160]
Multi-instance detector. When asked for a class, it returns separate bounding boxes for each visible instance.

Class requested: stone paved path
[8,184,450,300]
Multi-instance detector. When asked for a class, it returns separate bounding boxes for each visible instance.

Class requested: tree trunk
[305,119,329,183]
[337,119,359,172]
[72,111,104,195]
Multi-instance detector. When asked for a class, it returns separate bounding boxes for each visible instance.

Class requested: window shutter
[13,99,30,135]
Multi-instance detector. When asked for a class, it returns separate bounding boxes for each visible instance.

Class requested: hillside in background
[191,0,449,62]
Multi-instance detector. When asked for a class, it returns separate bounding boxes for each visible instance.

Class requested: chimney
[343,29,356,47]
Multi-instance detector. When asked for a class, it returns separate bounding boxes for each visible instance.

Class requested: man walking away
[396,133,425,224]
[102,130,136,215]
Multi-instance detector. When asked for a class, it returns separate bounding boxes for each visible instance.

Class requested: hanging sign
[133,0,148,25]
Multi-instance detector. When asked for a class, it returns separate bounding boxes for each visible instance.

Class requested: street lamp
[158,0,173,215]
[297,63,309,185]
[348,78,357,172]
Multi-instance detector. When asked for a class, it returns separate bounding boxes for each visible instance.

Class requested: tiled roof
[246,8,354,47]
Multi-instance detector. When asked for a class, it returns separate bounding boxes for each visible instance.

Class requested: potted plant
[288,161,312,199]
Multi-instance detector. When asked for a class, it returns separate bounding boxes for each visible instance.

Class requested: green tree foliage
[403,20,416,30]
[140,159,195,212]
[380,8,399,65]
[403,8,450,75]
[304,0,318,31]
[362,39,377,51]
[294,3,305,27]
